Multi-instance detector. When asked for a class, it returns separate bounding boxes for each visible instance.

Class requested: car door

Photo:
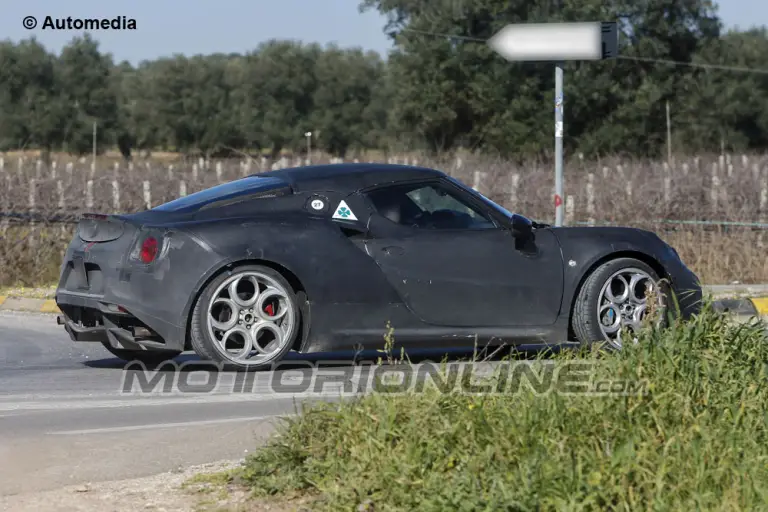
[358,178,564,327]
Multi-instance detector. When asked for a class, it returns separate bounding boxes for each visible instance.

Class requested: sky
[1,0,766,66]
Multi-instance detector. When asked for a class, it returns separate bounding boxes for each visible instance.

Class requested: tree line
[0,0,766,161]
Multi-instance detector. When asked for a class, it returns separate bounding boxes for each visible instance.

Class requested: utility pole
[555,63,564,226]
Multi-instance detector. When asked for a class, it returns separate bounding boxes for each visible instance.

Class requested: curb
[711,297,768,320]
[0,296,61,314]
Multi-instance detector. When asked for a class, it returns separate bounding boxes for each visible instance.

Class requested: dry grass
[1,151,767,287]
[0,284,56,299]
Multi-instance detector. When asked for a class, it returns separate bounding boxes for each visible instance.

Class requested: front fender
[550,227,678,322]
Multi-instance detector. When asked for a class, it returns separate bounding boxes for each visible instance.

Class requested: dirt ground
[0,459,314,512]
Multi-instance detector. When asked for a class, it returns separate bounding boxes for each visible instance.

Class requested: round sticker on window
[305,194,330,214]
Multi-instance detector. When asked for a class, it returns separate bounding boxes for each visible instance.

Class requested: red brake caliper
[264,303,274,316]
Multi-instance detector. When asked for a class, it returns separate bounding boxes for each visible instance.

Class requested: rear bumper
[56,291,185,352]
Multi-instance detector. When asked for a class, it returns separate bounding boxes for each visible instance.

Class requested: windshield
[447,176,516,219]
[153,176,289,212]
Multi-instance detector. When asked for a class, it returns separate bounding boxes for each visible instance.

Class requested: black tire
[571,257,669,350]
[189,264,301,371]
[100,341,181,366]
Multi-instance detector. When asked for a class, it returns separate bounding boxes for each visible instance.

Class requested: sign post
[488,22,618,226]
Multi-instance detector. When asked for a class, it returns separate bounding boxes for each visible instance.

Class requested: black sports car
[55,163,702,370]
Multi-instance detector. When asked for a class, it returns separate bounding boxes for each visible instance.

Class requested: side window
[365,182,496,230]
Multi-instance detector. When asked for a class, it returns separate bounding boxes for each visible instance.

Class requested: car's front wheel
[572,257,670,349]
[189,264,301,371]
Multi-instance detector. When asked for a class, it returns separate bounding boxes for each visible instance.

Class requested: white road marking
[0,390,345,412]
[47,414,288,436]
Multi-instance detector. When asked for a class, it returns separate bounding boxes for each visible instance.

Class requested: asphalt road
[0,312,305,496]
[0,310,506,497]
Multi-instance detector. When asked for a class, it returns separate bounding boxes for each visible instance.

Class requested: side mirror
[510,214,533,239]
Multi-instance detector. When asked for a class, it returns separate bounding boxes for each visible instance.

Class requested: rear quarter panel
[177,215,404,316]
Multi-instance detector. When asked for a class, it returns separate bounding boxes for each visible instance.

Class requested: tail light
[139,236,159,264]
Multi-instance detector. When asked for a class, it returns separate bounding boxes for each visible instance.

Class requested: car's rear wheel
[572,257,670,350]
[189,264,300,371]
[100,342,181,366]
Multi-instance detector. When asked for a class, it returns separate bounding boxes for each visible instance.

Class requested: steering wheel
[410,211,435,228]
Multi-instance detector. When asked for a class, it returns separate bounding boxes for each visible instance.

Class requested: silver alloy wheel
[596,267,664,348]
[206,270,296,365]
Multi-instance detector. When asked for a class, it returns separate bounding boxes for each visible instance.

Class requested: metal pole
[555,63,564,226]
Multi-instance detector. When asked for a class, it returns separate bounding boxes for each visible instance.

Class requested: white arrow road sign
[488,22,604,61]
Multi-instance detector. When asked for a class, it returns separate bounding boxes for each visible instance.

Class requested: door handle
[382,245,404,256]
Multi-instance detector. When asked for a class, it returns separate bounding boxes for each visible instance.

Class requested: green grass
[227,304,768,511]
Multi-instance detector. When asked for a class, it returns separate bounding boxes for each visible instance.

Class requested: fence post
[57,180,64,209]
[192,163,199,182]
[216,161,223,182]
[586,173,595,225]
[5,174,11,211]
[28,178,36,246]
[143,181,151,210]
[51,160,57,179]
[112,180,120,211]
[565,195,575,225]
[472,171,486,192]
[179,180,187,197]
[28,179,36,210]
[664,176,671,204]
[710,162,719,212]
[86,180,94,209]
[1,172,8,236]
[508,173,519,207]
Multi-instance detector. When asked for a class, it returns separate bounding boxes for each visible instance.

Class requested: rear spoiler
[77,213,127,242]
